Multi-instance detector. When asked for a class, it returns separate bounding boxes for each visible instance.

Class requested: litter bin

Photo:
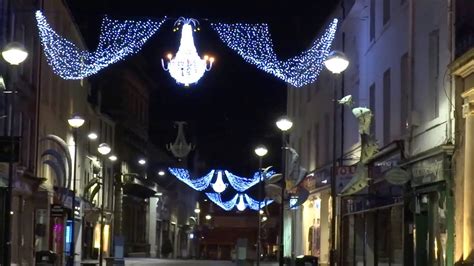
[35,250,57,266]
[105,257,125,266]
[295,255,318,266]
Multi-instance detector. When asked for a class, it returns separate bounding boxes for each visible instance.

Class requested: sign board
[0,136,20,162]
[384,167,410,185]
[50,204,64,217]
[411,154,447,187]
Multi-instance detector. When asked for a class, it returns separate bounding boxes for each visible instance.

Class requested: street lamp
[324,50,348,266]
[67,114,85,265]
[275,116,293,266]
[138,158,146,165]
[158,170,165,176]
[254,144,268,266]
[88,132,98,140]
[1,41,28,266]
[97,143,111,266]
[108,155,117,162]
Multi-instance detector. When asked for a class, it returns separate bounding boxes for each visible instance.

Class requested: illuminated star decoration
[211,18,338,87]
[35,10,165,79]
[162,18,214,86]
[205,192,273,211]
[168,168,215,191]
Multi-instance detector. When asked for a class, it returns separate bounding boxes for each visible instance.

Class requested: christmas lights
[225,170,275,192]
[211,19,338,87]
[35,10,164,79]
[236,194,247,211]
[243,194,273,211]
[205,193,239,211]
[168,168,215,191]
[211,170,227,193]
[162,18,213,86]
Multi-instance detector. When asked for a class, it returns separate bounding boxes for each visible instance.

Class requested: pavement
[124,258,279,266]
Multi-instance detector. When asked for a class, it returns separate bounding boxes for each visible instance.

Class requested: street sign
[50,204,64,217]
[0,136,20,162]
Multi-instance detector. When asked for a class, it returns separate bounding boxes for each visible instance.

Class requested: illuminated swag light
[211,18,338,87]
[225,170,276,192]
[205,192,273,211]
[162,18,214,86]
[35,11,165,79]
[211,171,227,193]
[168,168,215,191]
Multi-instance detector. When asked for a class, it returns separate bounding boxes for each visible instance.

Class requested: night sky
[67,0,338,176]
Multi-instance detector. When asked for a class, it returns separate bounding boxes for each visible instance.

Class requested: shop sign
[303,166,330,191]
[335,165,357,193]
[51,204,64,217]
[411,154,447,187]
[384,167,410,185]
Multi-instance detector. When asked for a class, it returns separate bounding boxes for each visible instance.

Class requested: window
[383,0,391,25]
[383,69,391,144]
[369,83,376,136]
[315,123,320,167]
[429,29,440,119]
[324,113,330,164]
[400,53,409,135]
[370,0,375,41]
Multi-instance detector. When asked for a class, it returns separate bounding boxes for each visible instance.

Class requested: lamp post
[254,145,268,266]
[323,50,349,266]
[276,116,293,266]
[1,41,28,266]
[67,114,85,265]
[97,143,111,266]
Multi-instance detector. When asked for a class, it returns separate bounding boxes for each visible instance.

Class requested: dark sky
[67,0,338,176]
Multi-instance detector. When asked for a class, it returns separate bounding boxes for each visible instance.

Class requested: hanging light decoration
[168,168,215,191]
[243,194,273,211]
[211,18,338,87]
[162,18,214,86]
[205,193,239,211]
[35,11,165,79]
[236,194,247,211]
[225,170,275,192]
[211,171,227,193]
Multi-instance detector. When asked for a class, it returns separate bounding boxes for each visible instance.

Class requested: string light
[211,18,338,87]
[205,193,239,211]
[162,18,213,86]
[225,170,275,192]
[205,192,273,212]
[168,168,215,191]
[35,10,165,79]
[244,194,273,211]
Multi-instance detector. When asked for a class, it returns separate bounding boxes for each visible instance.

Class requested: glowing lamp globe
[323,51,349,74]
[254,145,268,157]
[109,155,118,162]
[2,42,28,65]
[276,116,293,132]
[138,159,146,165]
[236,194,247,211]
[88,132,98,140]
[205,214,212,220]
[211,171,227,193]
[158,170,166,176]
[68,114,85,129]
[97,143,111,155]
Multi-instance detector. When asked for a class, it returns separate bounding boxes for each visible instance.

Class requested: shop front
[297,164,332,265]
[340,142,405,266]
[405,146,454,266]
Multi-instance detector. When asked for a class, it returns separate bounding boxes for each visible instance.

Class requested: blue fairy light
[211,19,338,87]
[168,168,215,191]
[35,10,165,79]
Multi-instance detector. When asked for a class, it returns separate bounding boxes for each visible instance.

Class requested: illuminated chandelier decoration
[205,192,273,211]
[35,11,165,79]
[211,18,338,87]
[162,18,214,86]
[211,171,227,193]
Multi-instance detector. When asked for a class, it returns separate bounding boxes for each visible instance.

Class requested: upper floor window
[383,0,391,25]
[370,0,375,41]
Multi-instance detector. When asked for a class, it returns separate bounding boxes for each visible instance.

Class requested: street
[125,258,278,266]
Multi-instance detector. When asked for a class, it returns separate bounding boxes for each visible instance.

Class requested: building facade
[287,0,457,265]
